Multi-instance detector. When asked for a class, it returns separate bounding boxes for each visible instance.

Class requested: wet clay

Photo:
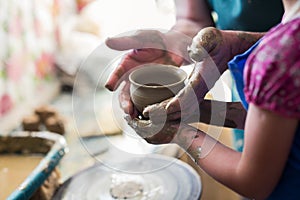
[0,155,43,199]
[188,27,223,62]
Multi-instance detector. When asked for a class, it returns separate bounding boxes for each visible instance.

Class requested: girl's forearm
[174,127,249,198]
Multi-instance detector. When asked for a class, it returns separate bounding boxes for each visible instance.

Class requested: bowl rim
[129,64,187,89]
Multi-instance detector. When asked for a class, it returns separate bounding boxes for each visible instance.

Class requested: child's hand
[125,115,199,148]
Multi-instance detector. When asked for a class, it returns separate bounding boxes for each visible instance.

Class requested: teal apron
[207,0,283,31]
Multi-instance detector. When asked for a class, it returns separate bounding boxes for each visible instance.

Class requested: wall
[0,0,62,132]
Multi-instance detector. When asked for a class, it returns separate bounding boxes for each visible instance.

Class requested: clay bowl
[129,64,187,113]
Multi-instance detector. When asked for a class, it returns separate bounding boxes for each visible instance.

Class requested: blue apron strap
[227,39,262,110]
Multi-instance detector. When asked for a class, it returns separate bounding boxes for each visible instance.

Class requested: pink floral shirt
[244,17,300,118]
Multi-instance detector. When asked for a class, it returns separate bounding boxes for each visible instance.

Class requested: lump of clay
[110,174,144,199]
[35,105,57,123]
[45,116,65,135]
[22,114,41,131]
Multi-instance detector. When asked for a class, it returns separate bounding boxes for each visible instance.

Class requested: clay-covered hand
[105,30,191,117]
[125,115,199,148]
[143,27,263,123]
[143,27,225,123]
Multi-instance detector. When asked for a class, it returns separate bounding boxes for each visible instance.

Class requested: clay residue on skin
[198,27,223,51]
[125,115,180,144]
[188,27,223,62]
[237,32,261,44]
[174,126,198,149]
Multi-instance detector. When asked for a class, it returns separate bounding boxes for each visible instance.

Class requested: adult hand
[143,27,262,123]
[105,30,190,117]
[143,27,225,123]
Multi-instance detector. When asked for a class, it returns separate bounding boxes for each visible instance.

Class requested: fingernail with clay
[142,107,150,118]
[104,78,115,91]
[104,83,113,91]
[165,98,177,112]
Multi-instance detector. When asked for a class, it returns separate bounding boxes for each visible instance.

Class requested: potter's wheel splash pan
[53,154,201,200]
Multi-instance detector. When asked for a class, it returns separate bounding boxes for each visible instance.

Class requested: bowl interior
[129,64,187,88]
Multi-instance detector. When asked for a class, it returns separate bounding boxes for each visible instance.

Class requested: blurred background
[0,1,240,199]
[0,0,176,133]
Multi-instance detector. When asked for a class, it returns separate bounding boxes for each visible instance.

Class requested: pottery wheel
[53,154,201,200]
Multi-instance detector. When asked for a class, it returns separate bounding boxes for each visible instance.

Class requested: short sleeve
[244,18,300,118]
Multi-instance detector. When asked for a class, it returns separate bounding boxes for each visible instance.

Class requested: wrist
[172,124,210,163]
[186,130,205,163]
[173,124,204,150]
